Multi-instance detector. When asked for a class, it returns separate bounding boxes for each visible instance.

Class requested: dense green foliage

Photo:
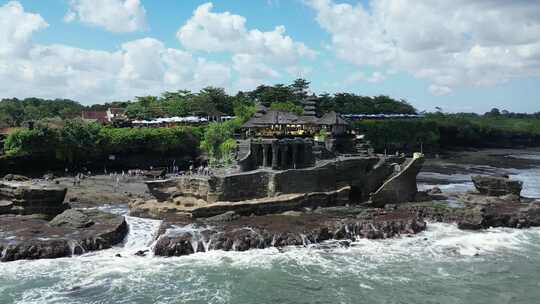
[0,98,84,128]
[269,102,304,115]
[318,93,416,115]
[354,114,540,152]
[354,119,440,152]
[1,79,418,128]
[3,120,201,165]
[200,120,241,166]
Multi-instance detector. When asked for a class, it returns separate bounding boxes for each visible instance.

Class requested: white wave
[508,154,540,161]
[508,167,540,199]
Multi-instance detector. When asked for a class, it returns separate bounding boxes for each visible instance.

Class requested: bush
[3,120,202,166]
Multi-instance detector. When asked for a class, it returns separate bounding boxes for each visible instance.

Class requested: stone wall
[211,171,271,202]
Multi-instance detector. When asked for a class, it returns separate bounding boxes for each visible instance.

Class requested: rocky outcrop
[471,175,523,197]
[370,154,425,207]
[398,192,540,230]
[129,187,351,219]
[191,187,351,218]
[0,209,128,262]
[134,155,418,218]
[153,207,427,257]
[0,180,69,219]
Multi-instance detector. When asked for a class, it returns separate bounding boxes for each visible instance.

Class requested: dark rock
[370,155,425,207]
[499,194,521,202]
[205,211,239,223]
[49,209,95,229]
[429,187,442,195]
[154,208,427,257]
[43,173,55,180]
[0,200,13,213]
[472,175,523,197]
[134,249,149,257]
[0,181,68,219]
[0,209,128,262]
[3,174,30,181]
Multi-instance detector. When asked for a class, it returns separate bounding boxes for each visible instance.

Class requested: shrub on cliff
[200,120,240,166]
[3,120,201,166]
[99,126,200,157]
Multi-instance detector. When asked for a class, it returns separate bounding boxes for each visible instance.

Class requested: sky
[1,0,539,113]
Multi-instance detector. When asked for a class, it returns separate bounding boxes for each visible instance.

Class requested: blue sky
[1,0,539,113]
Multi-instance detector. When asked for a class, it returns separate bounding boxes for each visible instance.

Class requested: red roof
[82,111,108,123]
[0,127,17,135]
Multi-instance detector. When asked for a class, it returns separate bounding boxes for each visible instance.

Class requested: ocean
[1,150,540,304]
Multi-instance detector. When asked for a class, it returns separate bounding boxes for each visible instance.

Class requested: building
[81,110,108,124]
[241,100,350,138]
[106,108,127,122]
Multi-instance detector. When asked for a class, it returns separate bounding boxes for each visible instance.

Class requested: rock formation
[370,153,425,207]
[0,180,69,219]
[135,154,420,218]
[0,209,128,262]
[153,207,427,257]
[471,175,523,197]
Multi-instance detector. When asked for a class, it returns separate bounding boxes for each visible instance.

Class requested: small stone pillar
[262,144,269,167]
[271,142,279,169]
[280,144,289,169]
[292,143,298,169]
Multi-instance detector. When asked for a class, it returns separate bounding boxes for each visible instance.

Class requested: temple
[129,98,425,218]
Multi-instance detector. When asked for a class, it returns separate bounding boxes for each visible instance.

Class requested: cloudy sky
[1,0,539,113]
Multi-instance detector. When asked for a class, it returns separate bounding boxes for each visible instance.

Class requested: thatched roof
[243,110,307,128]
[317,111,349,126]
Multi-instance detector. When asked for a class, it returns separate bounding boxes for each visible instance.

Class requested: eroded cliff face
[370,155,425,207]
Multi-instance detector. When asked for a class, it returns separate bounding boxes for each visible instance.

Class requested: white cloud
[307,0,540,95]
[177,2,316,91]
[429,85,452,96]
[65,0,147,33]
[345,71,386,84]
[0,1,48,57]
[0,1,316,103]
[177,2,316,64]
[0,1,231,103]
[232,53,280,91]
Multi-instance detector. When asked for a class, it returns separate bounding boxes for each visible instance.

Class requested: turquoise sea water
[1,152,540,304]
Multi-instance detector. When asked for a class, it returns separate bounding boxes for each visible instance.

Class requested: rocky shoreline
[0,176,129,262]
[1,148,539,262]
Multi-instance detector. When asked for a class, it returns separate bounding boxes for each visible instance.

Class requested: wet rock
[134,249,149,257]
[399,193,540,231]
[153,208,427,257]
[472,175,522,197]
[499,194,521,202]
[43,173,55,180]
[429,187,442,195]
[3,174,30,182]
[205,211,239,223]
[0,209,128,262]
[0,200,13,213]
[49,209,94,229]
